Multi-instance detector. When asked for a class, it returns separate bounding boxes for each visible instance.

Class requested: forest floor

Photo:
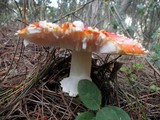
[0,22,160,120]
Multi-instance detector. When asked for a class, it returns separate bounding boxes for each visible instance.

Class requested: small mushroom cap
[15,21,148,55]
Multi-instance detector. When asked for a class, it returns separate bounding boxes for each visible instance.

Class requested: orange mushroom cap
[15,21,148,55]
[101,30,148,55]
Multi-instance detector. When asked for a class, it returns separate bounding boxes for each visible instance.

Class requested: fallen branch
[145,58,160,76]
[53,0,94,22]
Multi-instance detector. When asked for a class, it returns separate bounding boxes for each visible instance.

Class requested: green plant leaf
[96,106,131,120]
[137,4,145,9]
[133,63,144,69]
[75,112,95,120]
[130,74,137,82]
[120,67,133,74]
[149,85,160,91]
[92,117,96,120]
[78,79,101,110]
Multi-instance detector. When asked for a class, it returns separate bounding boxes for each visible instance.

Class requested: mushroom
[15,21,148,97]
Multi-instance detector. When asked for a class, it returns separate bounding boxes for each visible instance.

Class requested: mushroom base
[60,51,92,97]
[60,75,91,97]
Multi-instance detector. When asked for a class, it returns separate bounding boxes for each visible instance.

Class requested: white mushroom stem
[60,51,92,97]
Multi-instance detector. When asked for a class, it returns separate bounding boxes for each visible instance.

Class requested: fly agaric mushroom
[15,21,148,96]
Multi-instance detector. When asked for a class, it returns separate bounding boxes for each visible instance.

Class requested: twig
[16,19,29,25]
[0,38,21,83]
[53,0,94,23]
[145,58,160,76]
[23,0,27,28]
[110,3,131,38]
[14,0,23,18]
